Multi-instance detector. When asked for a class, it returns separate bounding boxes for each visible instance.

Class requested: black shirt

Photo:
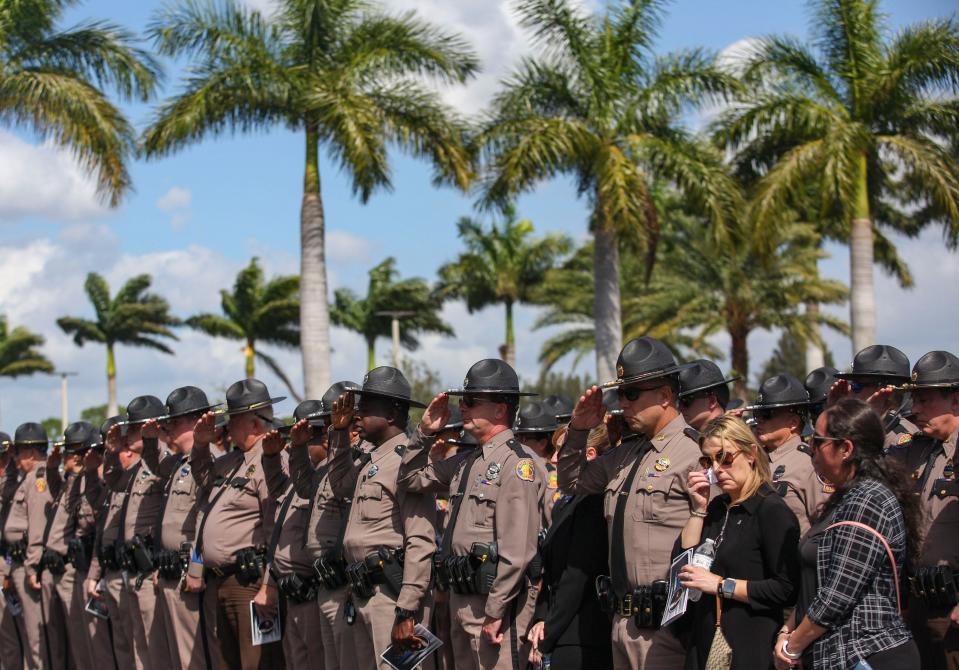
[683,483,801,670]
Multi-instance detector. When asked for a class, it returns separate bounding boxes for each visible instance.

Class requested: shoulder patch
[515,459,536,482]
[35,478,46,493]
[897,433,912,446]
[547,470,558,489]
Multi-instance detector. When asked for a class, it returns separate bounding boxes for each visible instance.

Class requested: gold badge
[654,457,670,472]
[617,364,624,378]
[245,464,256,477]
[35,479,46,493]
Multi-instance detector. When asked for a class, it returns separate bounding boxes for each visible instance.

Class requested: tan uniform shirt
[0,465,23,578]
[76,472,105,541]
[191,441,281,569]
[271,488,314,576]
[329,430,435,613]
[88,463,135,582]
[768,435,829,536]
[42,470,85,555]
[398,427,541,620]
[287,446,350,560]
[2,467,53,574]
[556,414,700,589]
[142,438,207,553]
[910,428,959,569]
[119,456,167,543]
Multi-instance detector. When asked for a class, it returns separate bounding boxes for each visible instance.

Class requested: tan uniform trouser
[103,571,137,669]
[204,574,284,670]
[448,590,534,670]
[158,576,221,670]
[317,589,348,670]
[431,590,455,670]
[0,581,25,670]
[42,564,94,670]
[281,596,324,669]
[610,614,685,670]
[351,584,399,670]
[10,565,52,669]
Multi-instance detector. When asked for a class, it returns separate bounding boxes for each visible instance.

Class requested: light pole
[56,372,78,432]
[375,311,415,368]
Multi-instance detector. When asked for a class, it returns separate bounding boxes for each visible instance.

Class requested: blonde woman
[677,415,801,670]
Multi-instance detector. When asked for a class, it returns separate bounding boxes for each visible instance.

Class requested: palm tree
[330,258,453,370]
[0,316,54,377]
[57,273,179,415]
[0,0,160,206]
[478,0,741,381]
[434,205,570,367]
[143,0,478,399]
[714,0,959,353]
[186,258,302,401]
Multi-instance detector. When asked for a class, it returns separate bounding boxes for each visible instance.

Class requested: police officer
[398,359,542,670]
[541,395,574,424]
[678,359,739,432]
[142,386,222,670]
[748,374,828,535]
[514,401,560,525]
[2,422,54,669]
[286,381,362,670]
[0,431,24,670]
[891,350,959,669]
[327,367,436,670]
[39,421,101,670]
[804,366,839,425]
[556,336,700,669]
[188,378,285,669]
[830,344,918,450]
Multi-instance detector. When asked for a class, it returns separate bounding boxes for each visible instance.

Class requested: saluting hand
[866,386,896,417]
[826,379,852,408]
[46,446,61,473]
[262,430,286,456]
[140,419,161,440]
[569,386,605,431]
[289,419,313,448]
[105,425,123,453]
[331,392,355,430]
[419,393,451,436]
[193,411,217,444]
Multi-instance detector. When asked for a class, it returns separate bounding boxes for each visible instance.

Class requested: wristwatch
[720,578,736,600]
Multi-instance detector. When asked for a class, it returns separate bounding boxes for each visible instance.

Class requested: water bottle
[687,538,716,602]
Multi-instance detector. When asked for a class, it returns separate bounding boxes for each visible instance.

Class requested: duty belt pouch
[595,575,615,613]
[233,546,265,586]
[98,543,119,571]
[115,540,136,571]
[346,561,375,599]
[130,535,156,574]
[934,566,958,608]
[9,539,27,564]
[41,549,66,576]
[432,554,451,592]
[313,552,348,590]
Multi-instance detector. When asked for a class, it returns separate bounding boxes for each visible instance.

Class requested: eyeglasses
[698,450,743,469]
[617,385,660,402]
[808,434,845,450]
[460,396,505,408]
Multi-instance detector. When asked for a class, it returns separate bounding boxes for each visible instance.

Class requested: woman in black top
[774,399,921,670]
[527,426,612,669]
[678,415,801,670]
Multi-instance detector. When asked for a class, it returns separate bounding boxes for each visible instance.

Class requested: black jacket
[532,493,612,656]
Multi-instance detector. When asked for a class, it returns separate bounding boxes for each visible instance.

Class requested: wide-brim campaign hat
[513,401,560,434]
[541,394,574,421]
[122,395,168,426]
[225,378,286,415]
[678,359,740,397]
[293,400,326,427]
[746,374,812,411]
[603,337,690,388]
[100,415,127,441]
[62,421,96,452]
[835,344,910,383]
[321,381,363,415]
[447,359,536,397]
[0,432,11,453]
[14,422,49,450]
[355,367,426,408]
[901,351,959,390]
[602,389,623,416]
[164,386,220,419]
[804,366,839,404]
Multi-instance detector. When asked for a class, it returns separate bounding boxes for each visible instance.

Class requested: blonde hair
[700,414,771,503]
[586,424,611,455]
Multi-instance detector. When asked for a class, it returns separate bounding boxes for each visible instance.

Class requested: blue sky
[1,0,957,427]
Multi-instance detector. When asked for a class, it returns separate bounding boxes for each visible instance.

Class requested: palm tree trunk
[503,300,516,369]
[805,302,825,371]
[300,118,331,398]
[593,224,622,382]
[849,154,876,355]
[106,344,117,416]
[366,337,376,371]
[730,325,749,400]
[245,342,255,378]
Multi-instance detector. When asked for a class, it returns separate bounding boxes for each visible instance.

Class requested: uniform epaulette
[797,443,811,456]
[683,427,702,443]
[36,466,46,478]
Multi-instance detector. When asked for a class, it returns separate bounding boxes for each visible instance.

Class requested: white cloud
[327,230,378,264]
[156,186,192,230]
[0,130,106,222]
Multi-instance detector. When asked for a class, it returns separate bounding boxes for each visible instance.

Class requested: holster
[40,549,67,576]
[233,545,266,586]
[346,547,405,600]
[7,538,27,565]
[97,543,120,572]
[156,548,188,580]
[602,579,669,629]
[129,535,157,575]
[312,551,348,590]
[274,572,319,604]
[66,535,95,572]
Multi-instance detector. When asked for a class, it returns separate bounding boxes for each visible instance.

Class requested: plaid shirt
[807,478,913,669]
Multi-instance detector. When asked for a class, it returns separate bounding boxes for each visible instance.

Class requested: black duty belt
[595,575,669,629]
[204,545,266,586]
[434,542,498,595]
[271,569,320,603]
[313,551,349,591]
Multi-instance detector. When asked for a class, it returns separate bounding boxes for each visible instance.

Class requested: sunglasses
[698,450,743,469]
[808,434,845,450]
[617,385,660,402]
[848,381,879,394]
[460,395,507,408]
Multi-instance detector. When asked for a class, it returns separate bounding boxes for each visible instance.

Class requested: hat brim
[14,441,48,449]
[442,421,464,431]
[678,375,741,398]
[163,403,223,420]
[120,414,168,427]
[555,412,573,422]
[354,389,426,409]
[603,362,693,389]
[225,397,287,415]
[745,400,812,411]
[834,372,909,383]
[514,426,558,435]
[446,388,537,397]
[898,381,959,390]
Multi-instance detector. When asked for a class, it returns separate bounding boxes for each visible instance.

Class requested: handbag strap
[714,591,722,627]
[825,520,902,614]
